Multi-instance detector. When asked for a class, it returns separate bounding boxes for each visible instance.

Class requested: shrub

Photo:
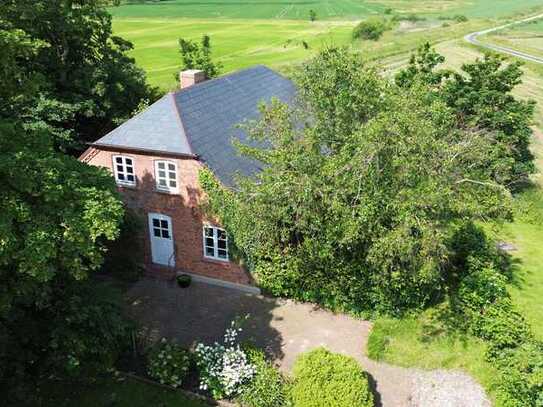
[147,338,191,388]
[453,14,468,22]
[495,341,543,407]
[238,348,287,407]
[289,348,373,407]
[448,222,543,406]
[352,18,388,41]
[196,320,256,399]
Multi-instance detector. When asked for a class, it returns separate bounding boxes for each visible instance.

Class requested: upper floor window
[203,225,228,261]
[154,160,178,193]
[113,155,136,186]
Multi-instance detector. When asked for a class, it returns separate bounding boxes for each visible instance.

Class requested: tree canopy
[200,47,512,313]
[396,43,536,189]
[178,34,222,79]
[0,2,142,402]
[0,0,158,151]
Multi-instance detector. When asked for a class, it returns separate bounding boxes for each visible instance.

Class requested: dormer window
[155,160,178,193]
[113,155,136,186]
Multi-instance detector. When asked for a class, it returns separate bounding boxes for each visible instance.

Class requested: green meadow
[110,0,543,20]
[112,18,354,90]
[112,0,543,90]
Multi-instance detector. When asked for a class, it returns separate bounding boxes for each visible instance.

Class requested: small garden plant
[195,319,256,398]
[147,338,191,388]
[238,347,287,407]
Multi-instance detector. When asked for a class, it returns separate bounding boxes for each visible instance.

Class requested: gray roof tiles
[93,65,296,187]
[94,93,193,156]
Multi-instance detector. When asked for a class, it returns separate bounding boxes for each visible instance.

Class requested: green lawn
[110,0,543,20]
[368,314,500,403]
[43,376,209,407]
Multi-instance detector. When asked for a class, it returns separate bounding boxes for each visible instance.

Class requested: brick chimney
[180,69,206,89]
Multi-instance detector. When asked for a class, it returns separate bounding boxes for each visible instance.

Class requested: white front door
[148,213,175,267]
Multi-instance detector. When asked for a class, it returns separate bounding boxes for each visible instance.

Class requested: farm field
[109,0,543,20]
[113,17,492,90]
[112,18,354,90]
[112,0,543,90]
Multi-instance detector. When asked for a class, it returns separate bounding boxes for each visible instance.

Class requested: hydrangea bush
[196,320,256,399]
[147,338,191,388]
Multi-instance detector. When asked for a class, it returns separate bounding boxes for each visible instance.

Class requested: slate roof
[94,93,192,156]
[93,65,297,188]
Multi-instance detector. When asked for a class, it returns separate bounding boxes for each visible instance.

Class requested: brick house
[80,66,296,289]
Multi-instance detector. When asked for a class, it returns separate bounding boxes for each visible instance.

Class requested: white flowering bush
[195,320,256,399]
[147,338,191,388]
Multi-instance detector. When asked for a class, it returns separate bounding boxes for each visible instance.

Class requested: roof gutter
[87,142,199,160]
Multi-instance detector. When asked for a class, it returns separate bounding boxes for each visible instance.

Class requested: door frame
[148,212,175,267]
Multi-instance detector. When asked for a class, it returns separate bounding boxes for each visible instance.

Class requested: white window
[154,160,178,193]
[203,225,229,261]
[113,155,136,186]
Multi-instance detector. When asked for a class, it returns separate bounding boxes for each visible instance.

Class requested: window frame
[154,160,179,193]
[202,225,229,262]
[112,155,136,186]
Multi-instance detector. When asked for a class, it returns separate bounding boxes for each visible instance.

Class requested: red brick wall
[84,147,252,285]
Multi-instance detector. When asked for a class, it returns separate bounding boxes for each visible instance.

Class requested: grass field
[113,18,354,90]
[112,0,543,90]
[114,17,494,90]
[110,0,543,20]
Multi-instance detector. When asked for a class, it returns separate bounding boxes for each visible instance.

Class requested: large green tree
[396,43,536,189]
[0,120,127,404]
[0,0,158,151]
[200,47,511,314]
[0,15,130,404]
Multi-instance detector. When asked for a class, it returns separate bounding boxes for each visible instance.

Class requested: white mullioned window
[112,155,136,186]
[203,225,229,261]
[154,160,178,193]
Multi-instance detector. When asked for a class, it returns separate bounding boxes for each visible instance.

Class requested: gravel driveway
[125,277,491,407]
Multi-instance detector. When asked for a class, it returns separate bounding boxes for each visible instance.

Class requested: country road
[465,13,543,64]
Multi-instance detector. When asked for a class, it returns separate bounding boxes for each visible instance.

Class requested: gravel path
[126,277,491,407]
[409,370,491,407]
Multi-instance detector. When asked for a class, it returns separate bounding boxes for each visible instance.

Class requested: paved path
[465,13,543,64]
[125,278,490,407]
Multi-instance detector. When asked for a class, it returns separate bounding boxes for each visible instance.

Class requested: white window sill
[203,255,230,263]
[116,182,136,188]
[154,187,179,195]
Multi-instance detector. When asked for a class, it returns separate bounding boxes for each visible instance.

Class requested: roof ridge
[172,64,270,95]
[168,92,195,156]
